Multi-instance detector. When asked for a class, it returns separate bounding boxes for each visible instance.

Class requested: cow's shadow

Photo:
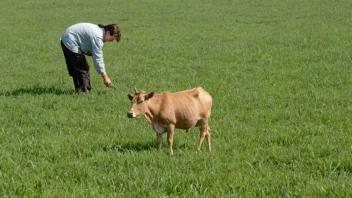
[102,141,156,153]
[2,85,74,96]
[102,140,188,153]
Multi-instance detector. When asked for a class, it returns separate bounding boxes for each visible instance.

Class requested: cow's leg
[156,133,162,152]
[167,125,175,155]
[198,120,211,152]
[206,125,211,152]
[197,122,206,151]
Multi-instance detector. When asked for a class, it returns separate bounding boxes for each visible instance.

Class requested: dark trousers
[61,41,91,92]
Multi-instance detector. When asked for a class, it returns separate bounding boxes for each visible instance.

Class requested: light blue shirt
[61,23,106,75]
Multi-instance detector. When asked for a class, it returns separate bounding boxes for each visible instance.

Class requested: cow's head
[127,88,154,118]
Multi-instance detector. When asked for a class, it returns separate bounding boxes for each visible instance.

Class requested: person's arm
[91,38,111,87]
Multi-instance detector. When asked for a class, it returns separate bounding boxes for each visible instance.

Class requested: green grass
[1,0,352,196]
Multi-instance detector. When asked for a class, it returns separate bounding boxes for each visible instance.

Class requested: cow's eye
[137,100,144,104]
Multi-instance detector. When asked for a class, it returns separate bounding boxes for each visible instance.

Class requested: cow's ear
[128,94,133,101]
[146,92,154,100]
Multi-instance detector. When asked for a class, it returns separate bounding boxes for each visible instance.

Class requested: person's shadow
[1,85,74,96]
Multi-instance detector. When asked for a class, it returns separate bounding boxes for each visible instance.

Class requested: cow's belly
[175,118,198,130]
[152,117,199,134]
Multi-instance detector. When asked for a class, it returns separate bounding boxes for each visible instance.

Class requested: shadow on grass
[1,85,74,96]
[102,140,189,154]
[103,141,156,153]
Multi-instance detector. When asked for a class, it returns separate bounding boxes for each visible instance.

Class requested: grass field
[1,0,352,197]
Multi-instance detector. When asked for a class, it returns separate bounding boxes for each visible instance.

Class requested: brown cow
[127,87,212,155]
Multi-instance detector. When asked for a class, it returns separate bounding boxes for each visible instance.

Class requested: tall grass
[0,0,351,196]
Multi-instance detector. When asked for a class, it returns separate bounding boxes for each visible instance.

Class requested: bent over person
[60,23,121,92]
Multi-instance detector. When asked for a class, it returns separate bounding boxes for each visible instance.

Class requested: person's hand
[101,74,112,87]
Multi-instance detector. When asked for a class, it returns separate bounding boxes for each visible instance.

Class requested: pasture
[0,0,351,196]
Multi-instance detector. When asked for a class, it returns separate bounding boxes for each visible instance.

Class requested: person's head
[99,24,121,42]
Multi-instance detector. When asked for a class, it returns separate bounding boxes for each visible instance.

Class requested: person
[60,23,121,92]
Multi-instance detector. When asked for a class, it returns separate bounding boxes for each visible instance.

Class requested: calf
[127,87,212,155]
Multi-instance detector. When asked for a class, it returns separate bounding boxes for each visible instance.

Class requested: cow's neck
[144,112,153,124]
[143,98,160,124]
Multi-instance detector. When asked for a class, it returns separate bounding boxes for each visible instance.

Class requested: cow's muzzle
[127,112,135,118]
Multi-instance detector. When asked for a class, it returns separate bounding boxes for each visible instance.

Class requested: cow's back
[172,86,212,111]
[162,87,212,129]
[192,87,212,118]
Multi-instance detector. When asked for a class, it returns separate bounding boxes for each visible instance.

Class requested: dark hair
[98,24,121,42]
